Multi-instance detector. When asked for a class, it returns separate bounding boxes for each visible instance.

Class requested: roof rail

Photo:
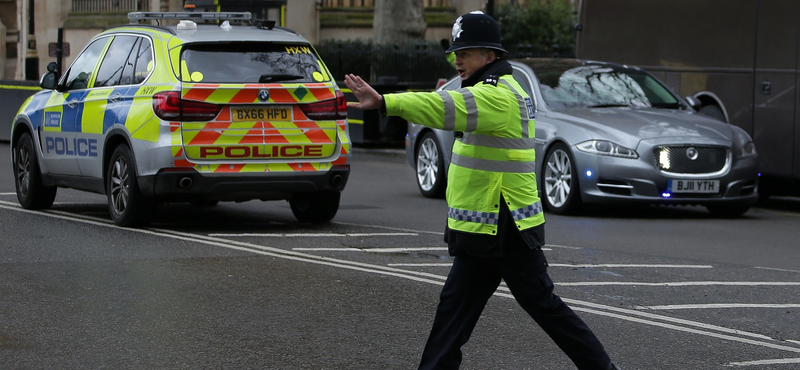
[128,11,252,24]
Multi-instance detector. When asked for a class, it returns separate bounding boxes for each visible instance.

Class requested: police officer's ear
[485,49,498,63]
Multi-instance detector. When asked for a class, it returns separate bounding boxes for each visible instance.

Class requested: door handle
[67,98,79,108]
[109,93,122,103]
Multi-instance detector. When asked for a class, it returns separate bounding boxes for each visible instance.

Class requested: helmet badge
[452,16,464,41]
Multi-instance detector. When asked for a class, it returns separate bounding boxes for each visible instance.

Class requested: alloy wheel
[109,156,130,215]
[545,149,573,208]
[416,137,440,192]
[15,144,31,198]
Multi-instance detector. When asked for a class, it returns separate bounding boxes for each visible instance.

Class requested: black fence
[316,40,575,90]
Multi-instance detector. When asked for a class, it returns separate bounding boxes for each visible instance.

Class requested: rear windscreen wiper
[259,74,304,83]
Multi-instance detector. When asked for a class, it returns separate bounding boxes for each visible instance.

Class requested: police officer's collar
[460,59,513,88]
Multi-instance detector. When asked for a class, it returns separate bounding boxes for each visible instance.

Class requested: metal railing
[316,41,456,89]
[316,41,575,88]
[71,0,150,13]
[321,0,450,7]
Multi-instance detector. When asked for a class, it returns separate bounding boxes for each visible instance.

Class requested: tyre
[289,191,340,223]
[107,144,157,227]
[706,203,750,218]
[415,132,447,198]
[13,132,57,209]
[542,143,582,215]
[190,199,219,207]
[699,105,726,122]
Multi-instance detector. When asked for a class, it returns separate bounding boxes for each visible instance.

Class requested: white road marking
[560,301,800,354]
[389,258,709,268]
[726,358,800,366]
[293,247,447,252]
[549,264,713,268]
[546,244,583,250]
[559,297,779,342]
[756,266,800,274]
[210,232,417,237]
[2,200,800,359]
[560,281,800,287]
[0,192,17,195]
[333,221,443,235]
[637,303,800,310]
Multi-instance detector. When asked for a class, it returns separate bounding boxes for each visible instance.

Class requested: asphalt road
[1,142,799,369]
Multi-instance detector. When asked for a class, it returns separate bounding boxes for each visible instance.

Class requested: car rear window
[180,42,331,83]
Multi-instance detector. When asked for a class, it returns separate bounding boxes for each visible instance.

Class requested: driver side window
[62,38,109,91]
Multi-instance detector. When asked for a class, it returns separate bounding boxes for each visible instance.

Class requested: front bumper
[574,149,759,206]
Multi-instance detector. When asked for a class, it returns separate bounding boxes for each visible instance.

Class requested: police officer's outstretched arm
[344,74,382,110]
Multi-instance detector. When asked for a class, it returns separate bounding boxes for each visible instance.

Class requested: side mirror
[39,72,57,90]
[684,96,701,109]
[39,62,60,90]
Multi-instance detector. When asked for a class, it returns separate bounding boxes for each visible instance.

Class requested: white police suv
[11,12,350,226]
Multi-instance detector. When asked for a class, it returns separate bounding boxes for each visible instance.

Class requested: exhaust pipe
[330,174,343,187]
[178,176,193,189]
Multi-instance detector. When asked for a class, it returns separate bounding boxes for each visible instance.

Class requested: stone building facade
[2,0,490,80]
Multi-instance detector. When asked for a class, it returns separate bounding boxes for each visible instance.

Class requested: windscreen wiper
[652,102,682,109]
[587,103,630,108]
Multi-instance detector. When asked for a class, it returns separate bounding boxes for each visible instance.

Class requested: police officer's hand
[344,74,382,110]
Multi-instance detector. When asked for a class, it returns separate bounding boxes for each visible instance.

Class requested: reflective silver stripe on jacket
[461,133,536,150]
[448,207,499,225]
[510,201,544,221]
[438,90,456,130]
[438,88,479,132]
[451,152,537,173]
[499,79,531,138]
[463,89,479,132]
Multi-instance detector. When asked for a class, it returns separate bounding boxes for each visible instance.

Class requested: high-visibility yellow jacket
[384,74,545,237]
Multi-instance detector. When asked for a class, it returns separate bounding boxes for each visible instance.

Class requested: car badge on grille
[686,147,699,160]
[258,89,270,102]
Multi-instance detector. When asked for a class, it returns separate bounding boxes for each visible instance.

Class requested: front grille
[653,146,728,174]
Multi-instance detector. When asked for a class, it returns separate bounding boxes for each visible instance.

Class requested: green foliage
[496,0,577,54]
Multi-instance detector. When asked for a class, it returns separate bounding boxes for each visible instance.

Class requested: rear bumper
[138,167,349,202]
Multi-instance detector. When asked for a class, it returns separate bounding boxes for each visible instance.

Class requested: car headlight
[731,128,757,159]
[576,140,639,159]
[737,141,757,159]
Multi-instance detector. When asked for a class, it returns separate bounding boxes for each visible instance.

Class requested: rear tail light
[152,91,222,121]
[299,90,348,120]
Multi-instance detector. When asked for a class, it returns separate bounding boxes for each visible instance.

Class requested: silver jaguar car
[405,58,759,217]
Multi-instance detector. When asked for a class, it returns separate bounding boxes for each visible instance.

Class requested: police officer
[345,10,621,370]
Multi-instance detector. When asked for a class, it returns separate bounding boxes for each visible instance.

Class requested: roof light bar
[128,12,252,24]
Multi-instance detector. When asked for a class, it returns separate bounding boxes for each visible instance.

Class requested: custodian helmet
[445,10,508,55]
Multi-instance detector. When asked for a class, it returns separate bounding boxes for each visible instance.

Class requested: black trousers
[418,245,612,370]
